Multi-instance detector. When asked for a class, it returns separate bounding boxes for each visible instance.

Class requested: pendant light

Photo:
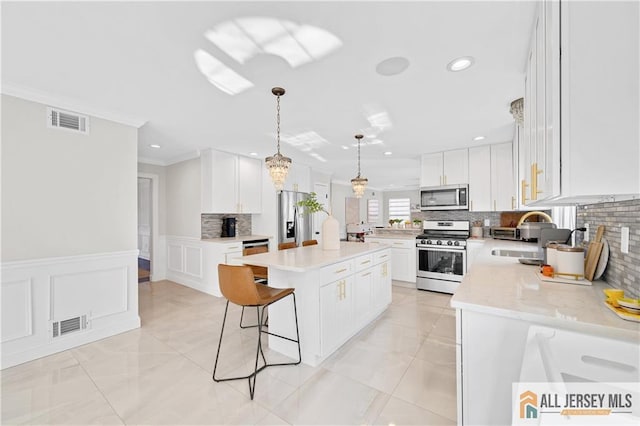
[350,134,368,198]
[265,87,291,191]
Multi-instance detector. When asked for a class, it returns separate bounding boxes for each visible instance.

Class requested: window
[388,198,410,222]
[367,199,379,224]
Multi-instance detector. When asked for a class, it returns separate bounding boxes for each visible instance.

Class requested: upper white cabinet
[522,0,639,205]
[420,148,468,187]
[490,142,515,211]
[468,146,491,212]
[467,142,515,212]
[201,149,262,214]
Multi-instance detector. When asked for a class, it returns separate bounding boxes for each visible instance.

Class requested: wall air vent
[51,314,89,338]
[47,107,90,134]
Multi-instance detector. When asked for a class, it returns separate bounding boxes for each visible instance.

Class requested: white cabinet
[353,268,373,329]
[468,146,491,212]
[201,149,262,213]
[420,149,469,187]
[372,258,392,311]
[319,276,353,356]
[522,0,639,206]
[365,237,416,283]
[490,142,515,211]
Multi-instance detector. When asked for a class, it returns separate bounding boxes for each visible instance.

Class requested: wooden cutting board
[584,225,605,281]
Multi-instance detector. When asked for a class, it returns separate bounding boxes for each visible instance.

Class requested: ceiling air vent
[47,107,90,134]
[51,314,89,338]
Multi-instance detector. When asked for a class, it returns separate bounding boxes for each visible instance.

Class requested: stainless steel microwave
[420,184,469,211]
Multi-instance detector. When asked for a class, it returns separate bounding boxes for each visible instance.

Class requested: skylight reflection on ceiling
[205,17,343,68]
[309,152,327,162]
[194,49,254,95]
[363,104,393,132]
[280,131,329,152]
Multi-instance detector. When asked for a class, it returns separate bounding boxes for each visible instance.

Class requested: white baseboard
[1,250,140,369]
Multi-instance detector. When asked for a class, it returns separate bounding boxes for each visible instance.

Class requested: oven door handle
[417,246,466,252]
[456,188,460,206]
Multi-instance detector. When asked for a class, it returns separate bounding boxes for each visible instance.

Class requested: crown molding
[1,83,148,128]
[137,157,167,166]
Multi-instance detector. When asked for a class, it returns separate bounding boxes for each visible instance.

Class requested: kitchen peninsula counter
[451,239,639,425]
[238,242,392,366]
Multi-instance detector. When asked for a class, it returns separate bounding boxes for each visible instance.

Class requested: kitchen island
[237,242,392,366]
[451,239,640,425]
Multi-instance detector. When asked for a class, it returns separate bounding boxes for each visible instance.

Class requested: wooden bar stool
[302,239,318,246]
[213,264,301,400]
[278,242,297,250]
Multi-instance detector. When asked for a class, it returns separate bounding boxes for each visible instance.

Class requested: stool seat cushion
[257,285,294,305]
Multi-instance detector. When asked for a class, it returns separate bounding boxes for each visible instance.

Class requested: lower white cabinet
[318,250,392,357]
[365,237,416,283]
[320,276,353,356]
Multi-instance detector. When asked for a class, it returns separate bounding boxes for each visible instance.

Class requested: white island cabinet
[238,242,392,366]
[451,240,640,425]
[365,235,416,283]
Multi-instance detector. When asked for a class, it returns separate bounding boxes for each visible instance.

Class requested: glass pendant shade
[351,134,368,198]
[265,152,291,191]
[265,87,291,191]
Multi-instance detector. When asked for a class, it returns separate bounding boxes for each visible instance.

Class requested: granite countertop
[237,241,388,272]
[451,239,640,342]
[201,235,272,243]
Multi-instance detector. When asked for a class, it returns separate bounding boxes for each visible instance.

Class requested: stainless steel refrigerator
[278,191,313,246]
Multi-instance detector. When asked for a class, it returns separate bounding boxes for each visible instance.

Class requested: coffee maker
[221,217,236,238]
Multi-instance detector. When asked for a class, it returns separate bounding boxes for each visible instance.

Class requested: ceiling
[1,1,536,190]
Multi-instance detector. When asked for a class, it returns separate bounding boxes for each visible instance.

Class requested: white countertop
[451,239,640,342]
[201,235,272,243]
[238,241,388,272]
[366,234,418,240]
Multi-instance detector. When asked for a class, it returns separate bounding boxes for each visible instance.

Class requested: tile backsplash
[576,199,640,298]
[201,214,252,239]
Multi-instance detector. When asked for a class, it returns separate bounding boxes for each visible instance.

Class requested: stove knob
[426,239,432,245]
[447,241,453,246]
[436,240,442,245]
[453,241,460,246]
[420,239,427,245]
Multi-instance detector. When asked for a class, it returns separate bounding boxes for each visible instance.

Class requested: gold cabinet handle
[379,254,388,258]
[360,260,371,265]
[228,246,240,250]
[393,242,404,246]
[361,272,372,277]
[511,196,516,210]
[335,268,347,274]
[494,200,497,211]
[521,179,529,205]
[470,200,473,211]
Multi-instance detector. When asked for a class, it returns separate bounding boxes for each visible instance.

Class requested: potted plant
[413,218,422,229]
[388,219,395,228]
[297,192,339,250]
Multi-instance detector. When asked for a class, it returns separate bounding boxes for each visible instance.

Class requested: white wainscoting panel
[165,236,212,295]
[1,250,140,369]
[1,279,33,343]
[184,246,202,277]
[167,243,183,273]
[50,266,128,321]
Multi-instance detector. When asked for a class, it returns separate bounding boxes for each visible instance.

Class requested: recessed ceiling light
[376,56,410,76]
[447,56,475,72]
[341,145,350,150]
[249,152,258,156]
[149,144,161,149]
[473,136,485,141]
[384,151,393,156]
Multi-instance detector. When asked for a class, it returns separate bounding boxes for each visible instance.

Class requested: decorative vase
[322,215,340,250]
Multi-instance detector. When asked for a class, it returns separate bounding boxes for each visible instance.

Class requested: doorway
[312,183,329,245]
[138,177,152,283]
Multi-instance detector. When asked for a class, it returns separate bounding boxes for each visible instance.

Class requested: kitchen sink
[492,248,543,265]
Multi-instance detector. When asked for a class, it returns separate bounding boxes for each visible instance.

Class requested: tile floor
[1,280,458,425]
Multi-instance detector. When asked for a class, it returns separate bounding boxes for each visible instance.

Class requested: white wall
[1,94,138,261]
[1,94,140,369]
[165,157,201,238]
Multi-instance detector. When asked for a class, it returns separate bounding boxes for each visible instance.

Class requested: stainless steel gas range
[416,220,470,294]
